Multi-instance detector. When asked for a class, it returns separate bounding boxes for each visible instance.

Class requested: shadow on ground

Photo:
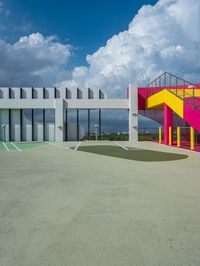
[77,145,188,162]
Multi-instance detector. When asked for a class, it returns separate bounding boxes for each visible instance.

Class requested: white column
[11,109,21,141]
[45,123,55,141]
[22,110,32,141]
[54,99,64,141]
[0,110,9,141]
[129,83,138,141]
[35,123,43,141]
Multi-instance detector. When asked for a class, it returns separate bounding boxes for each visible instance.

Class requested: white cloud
[59,0,200,97]
[0,33,72,86]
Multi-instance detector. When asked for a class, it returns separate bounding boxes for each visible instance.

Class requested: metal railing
[83,132,129,141]
[147,72,200,111]
[138,127,161,141]
[157,126,200,151]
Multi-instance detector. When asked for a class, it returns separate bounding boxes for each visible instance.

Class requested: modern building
[0,85,138,142]
[0,72,200,151]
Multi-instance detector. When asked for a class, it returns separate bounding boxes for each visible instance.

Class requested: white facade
[0,86,137,141]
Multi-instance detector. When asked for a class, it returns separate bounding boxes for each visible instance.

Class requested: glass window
[45,109,55,123]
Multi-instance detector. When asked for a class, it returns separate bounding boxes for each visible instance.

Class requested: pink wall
[184,103,200,133]
[164,104,173,145]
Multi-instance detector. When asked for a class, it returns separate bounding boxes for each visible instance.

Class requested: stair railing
[147,72,200,111]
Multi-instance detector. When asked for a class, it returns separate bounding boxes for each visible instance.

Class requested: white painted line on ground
[10,142,22,152]
[3,142,10,152]
[74,141,82,151]
[46,142,70,150]
[115,141,129,151]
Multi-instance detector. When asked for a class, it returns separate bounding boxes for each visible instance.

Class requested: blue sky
[0,0,199,91]
[3,0,157,67]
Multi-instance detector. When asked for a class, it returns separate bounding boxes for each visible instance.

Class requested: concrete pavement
[0,141,200,265]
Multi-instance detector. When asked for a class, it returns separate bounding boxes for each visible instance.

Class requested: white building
[0,85,138,142]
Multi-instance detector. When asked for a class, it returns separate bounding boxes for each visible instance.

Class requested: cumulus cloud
[0,33,72,86]
[59,0,200,97]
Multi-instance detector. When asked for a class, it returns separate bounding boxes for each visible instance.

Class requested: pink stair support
[164,104,173,145]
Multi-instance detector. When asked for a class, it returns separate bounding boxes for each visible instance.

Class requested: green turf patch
[78,145,188,162]
[5,142,16,150]
[14,142,47,149]
[0,142,5,150]
[0,142,16,151]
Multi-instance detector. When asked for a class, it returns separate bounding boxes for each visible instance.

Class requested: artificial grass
[15,142,48,149]
[0,142,5,150]
[78,145,188,162]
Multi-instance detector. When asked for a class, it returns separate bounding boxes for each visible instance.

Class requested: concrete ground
[0,141,200,266]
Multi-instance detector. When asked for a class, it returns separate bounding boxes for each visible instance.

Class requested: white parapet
[34,88,44,99]
[1,88,9,99]
[22,88,32,99]
[11,88,21,99]
[45,87,55,99]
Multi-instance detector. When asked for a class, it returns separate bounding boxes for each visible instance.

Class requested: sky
[1,0,158,67]
[0,0,200,100]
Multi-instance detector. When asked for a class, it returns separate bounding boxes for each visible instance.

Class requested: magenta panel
[184,103,200,133]
[138,84,200,111]
[164,104,173,145]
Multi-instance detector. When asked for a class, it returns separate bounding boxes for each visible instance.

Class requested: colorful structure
[0,71,199,152]
[138,72,200,151]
